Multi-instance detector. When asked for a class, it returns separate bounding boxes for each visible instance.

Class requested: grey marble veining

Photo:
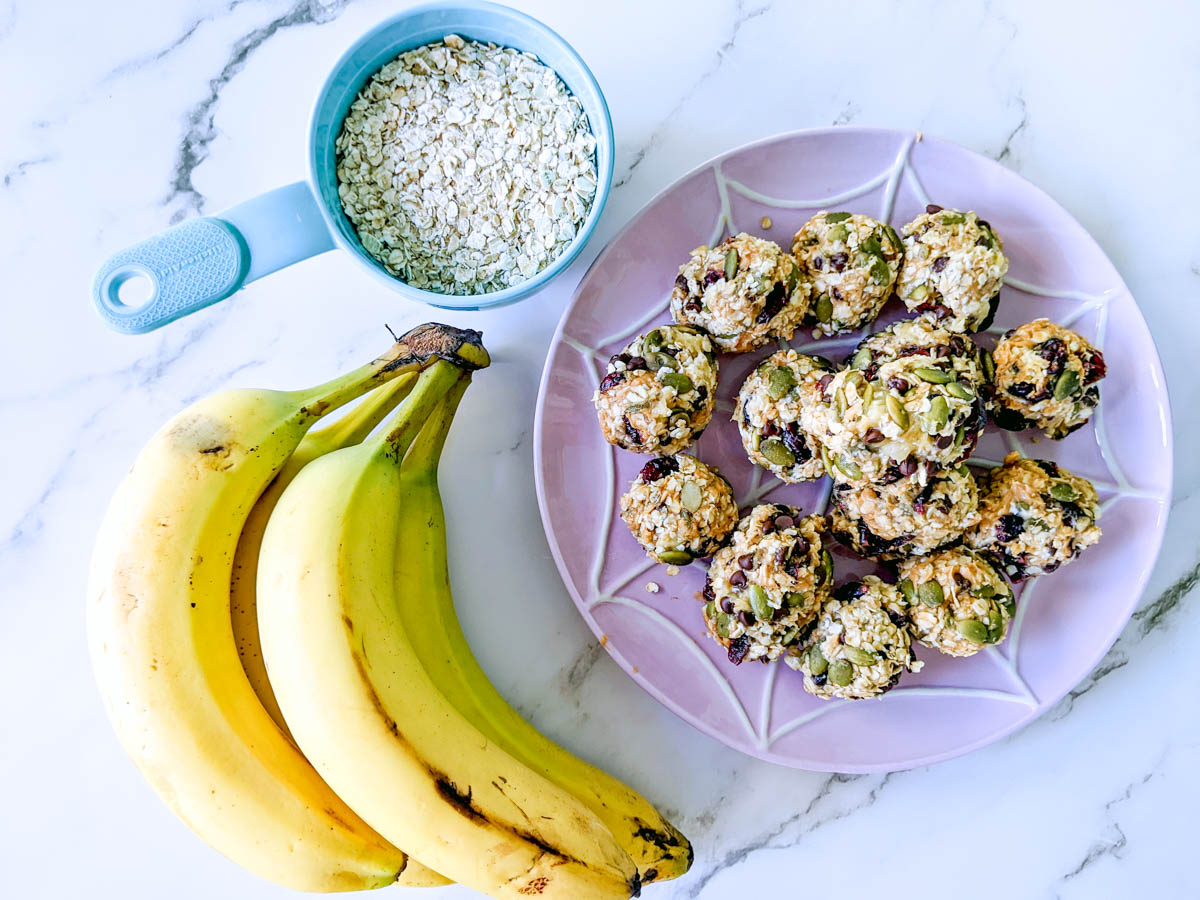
[1,1,1197,897]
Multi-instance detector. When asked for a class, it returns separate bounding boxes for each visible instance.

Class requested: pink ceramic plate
[533,128,1172,772]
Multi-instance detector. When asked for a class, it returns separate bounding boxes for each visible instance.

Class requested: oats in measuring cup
[336,35,598,294]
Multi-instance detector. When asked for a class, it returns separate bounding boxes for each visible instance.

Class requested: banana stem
[291,324,489,424]
[404,377,471,477]
[374,362,469,463]
[308,374,416,454]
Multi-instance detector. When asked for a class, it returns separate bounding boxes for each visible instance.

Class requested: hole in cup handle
[91,181,336,335]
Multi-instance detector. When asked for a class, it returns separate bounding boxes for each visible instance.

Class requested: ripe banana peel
[256,362,644,899]
[86,324,484,891]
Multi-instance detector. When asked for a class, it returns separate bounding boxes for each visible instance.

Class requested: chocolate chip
[934,344,951,358]
[762,420,780,437]
[813,255,825,270]
[1007,381,1036,398]
[696,384,708,402]
[817,373,835,396]
[793,536,810,556]
[674,273,688,290]
[996,514,1024,543]
[926,204,943,214]
[737,610,755,627]
[936,433,953,449]
[729,570,748,588]
[774,515,795,530]
[831,286,843,301]
[864,427,885,444]
[899,456,918,476]
[720,598,734,614]
[830,252,848,272]
[932,255,949,272]
[812,672,827,686]
[737,554,755,570]
[755,280,788,324]
[626,356,647,371]
[887,377,910,392]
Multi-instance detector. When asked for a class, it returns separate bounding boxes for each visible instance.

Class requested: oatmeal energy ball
[831,464,980,560]
[594,325,718,455]
[965,454,1102,580]
[897,205,1009,332]
[805,318,987,485]
[620,455,738,565]
[734,351,833,483]
[897,548,1015,657]
[671,233,810,353]
[792,211,903,336]
[989,318,1107,439]
[786,577,921,700]
[702,506,833,665]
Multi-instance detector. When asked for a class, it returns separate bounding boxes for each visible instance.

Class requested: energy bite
[897,205,1009,332]
[792,211,904,336]
[620,455,738,565]
[670,233,810,353]
[594,325,718,454]
[897,548,1015,657]
[830,464,980,560]
[989,318,1107,439]
[965,454,1102,580]
[786,577,922,700]
[734,350,833,483]
[805,318,988,485]
[702,506,833,665]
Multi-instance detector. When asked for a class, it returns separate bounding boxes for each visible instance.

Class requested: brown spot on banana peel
[378,323,490,374]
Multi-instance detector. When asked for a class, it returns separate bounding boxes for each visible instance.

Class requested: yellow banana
[230,373,415,740]
[87,325,486,891]
[256,361,642,900]
[395,380,692,884]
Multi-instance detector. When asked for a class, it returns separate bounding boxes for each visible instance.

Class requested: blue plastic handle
[92,181,335,334]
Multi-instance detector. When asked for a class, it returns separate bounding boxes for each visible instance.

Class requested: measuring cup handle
[92,181,335,334]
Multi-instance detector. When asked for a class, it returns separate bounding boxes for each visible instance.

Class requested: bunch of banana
[89,323,691,897]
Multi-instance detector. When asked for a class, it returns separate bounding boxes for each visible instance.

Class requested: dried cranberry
[599,371,625,392]
[1007,381,1036,398]
[888,376,910,392]
[830,252,849,272]
[727,635,751,665]
[674,273,688,290]
[695,384,708,402]
[990,405,1031,432]
[887,609,907,628]
[781,424,811,462]
[996,514,1024,543]
[1036,338,1067,375]
[639,456,679,482]
[702,269,723,287]
[1034,459,1061,477]
[932,255,949,273]
[831,286,843,302]
[926,204,943,214]
[1058,501,1086,526]
[898,345,932,358]
[1082,349,1107,384]
[949,336,966,355]
[703,578,715,602]
[755,281,788,324]
[915,300,953,319]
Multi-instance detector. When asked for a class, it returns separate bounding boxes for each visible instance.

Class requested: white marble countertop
[2,0,1197,896]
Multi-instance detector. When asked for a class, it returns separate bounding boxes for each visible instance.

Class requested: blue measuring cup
[92,1,613,334]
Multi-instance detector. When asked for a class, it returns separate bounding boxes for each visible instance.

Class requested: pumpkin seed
[761,439,796,467]
[680,480,703,511]
[724,248,739,279]
[644,329,665,351]
[843,645,878,666]
[850,348,872,370]
[908,283,931,302]
[781,627,800,645]
[899,578,915,606]
[940,212,965,225]
[861,235,883,257]
[808,645,829,676]
[981,348,995,382]
[825,211,852,223]
[945,381,975,400]
[785,591,809,608]
[821,549,834,585]
[884,224,903,250]
[887,394,910,430]
[925,395,950,430]
[786,265,799,292]
[1049,481,1079,502]
[704,600,716,619]
[669,411,692,431]
[1002,594,1017,617]
[716,613,733,639]
[767,365,796,398]
[955,618,989,643]
[861,380,875,410]
[659,549,693,565]
[833,386,846,420]
[973,583,996,599]
[1054,368,1080,400]
[987,615,1005,644]
[815,294,833,323]
[835,455,863,480]
[915,366,953,384]
[918,580,944,608]
[662,372,694,394]
[646,351,677,371]
[748,584,772,621]
[820,446,834,476]
[827,659,854,686]
[828,224,849,243]
[870,258,891,285]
